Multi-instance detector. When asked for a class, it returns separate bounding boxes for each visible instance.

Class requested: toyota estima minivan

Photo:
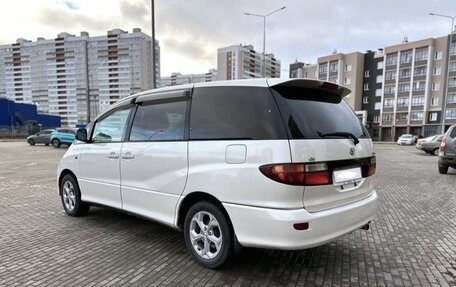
[58,78,377,268]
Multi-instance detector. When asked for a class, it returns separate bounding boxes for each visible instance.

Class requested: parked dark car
[26,129,55,146]
[438,125,456,174]
[416,135,443,155]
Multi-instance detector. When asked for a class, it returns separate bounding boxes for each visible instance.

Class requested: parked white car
[57,79,378,268]
[397,134,414,145]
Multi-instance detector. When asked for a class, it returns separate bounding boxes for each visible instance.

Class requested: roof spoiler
[267,78,351,98]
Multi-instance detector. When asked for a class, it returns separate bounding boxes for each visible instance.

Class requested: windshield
[401,135,412,138]
[271,87,369,140]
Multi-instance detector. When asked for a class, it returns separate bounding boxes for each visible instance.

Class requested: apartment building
[289,61,317,79]
[361,50,384,141]
[0,28,160,127]
[379,36,448,141]
[160,69,218,87]
[217,44,280,80]
[317,52,365,112]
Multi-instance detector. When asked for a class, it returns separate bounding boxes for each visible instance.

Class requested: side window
[92,106,132,143]
[129,100,187,141]
[450,127,456,139]
[190,87,287,140]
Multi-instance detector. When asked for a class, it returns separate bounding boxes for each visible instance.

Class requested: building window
[414,66,427,76]
[344,77,351,85]
[374,102,381,110]
[430,112,438,121]
[385,70,396,80]
[386,53,398,66]
[328,76,338,83]
[363,96,369,104]
[397,97,409,107]
[329,61,338,73]
[450,61,456,72]
[364,70,370,77]
[415,47,429,61]
[375,89,382,97]
[384,85,396,95]
[411,111,423,121]
[434,67,441,75]
[344,64,352,72]
[399,68,411,78]
[412,81,426,92]
[446,109,456,119]
[376,75,383,83]
[377,61,384,70]
[449,77,456,88]
[447,93,456,104]
[383,113,393,122]
[398,83,410,93]
[451,44,456,55]
[319,64,328,74]
[431,97,439,106]
[396,113,407,121]
[400,50,412,64]
[384,98,394,107]
[363,83,369,91]
[411,96,425,106]
[373,115,379,123]
[432,82,440,91]
[435,51,443,60]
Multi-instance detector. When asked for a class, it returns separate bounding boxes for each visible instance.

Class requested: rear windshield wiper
[317,132,360,145]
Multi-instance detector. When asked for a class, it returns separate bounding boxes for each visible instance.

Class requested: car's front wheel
[52,139,61,148]
[60,174,90,216]
[184,201,234,269]
[28,139,35,146]
[432,148,439,156]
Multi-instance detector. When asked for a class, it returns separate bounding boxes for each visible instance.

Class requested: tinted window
[130,100,187,141]
[450,126,456,138]
[92,106,132,143]
[272,87,369,139]
[190,87,286,140]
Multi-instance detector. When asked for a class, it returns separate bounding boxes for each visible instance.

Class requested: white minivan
[58,78,377,268]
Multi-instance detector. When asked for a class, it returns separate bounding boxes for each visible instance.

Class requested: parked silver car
[438,125,456,174]
[26,129,55,146]
[416,135,443,155]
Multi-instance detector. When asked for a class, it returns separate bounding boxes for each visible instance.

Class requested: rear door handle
[107,152,119,159]
[122,152,135,160]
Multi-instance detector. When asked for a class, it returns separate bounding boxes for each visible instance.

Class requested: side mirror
[76,128,88,142]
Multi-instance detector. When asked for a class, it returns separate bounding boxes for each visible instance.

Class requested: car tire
[60,174,90,217]
[28,139,35,146]
[45,143,49,146]
[432,148,439,156]
[184,201,234,269]
[52,139,61,148]
[439,165,449,174]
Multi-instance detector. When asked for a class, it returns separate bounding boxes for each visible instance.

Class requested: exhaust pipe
[360,222,370,230]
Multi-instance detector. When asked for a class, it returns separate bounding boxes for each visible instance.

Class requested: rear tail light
[440,138,447,152]
[366,156,376,177]
[259,163,330,186]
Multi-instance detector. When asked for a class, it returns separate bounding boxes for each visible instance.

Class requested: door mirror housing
[76,128,88,142]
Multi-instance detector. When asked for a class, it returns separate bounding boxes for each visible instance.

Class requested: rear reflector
[440,138,447,152]
[293,222,309,230]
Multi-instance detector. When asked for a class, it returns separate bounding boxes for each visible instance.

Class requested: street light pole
[151,0,156,89]
[429,12,456,133]
[245,6,286,78]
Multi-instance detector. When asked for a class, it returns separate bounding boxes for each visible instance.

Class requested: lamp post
[151,0,156,88]
[429,12,456,133]
[245,6,286,78]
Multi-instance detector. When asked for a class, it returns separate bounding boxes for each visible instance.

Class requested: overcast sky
[1,0,456,77]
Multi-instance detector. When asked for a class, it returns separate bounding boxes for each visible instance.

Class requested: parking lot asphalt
[0,142,455,287]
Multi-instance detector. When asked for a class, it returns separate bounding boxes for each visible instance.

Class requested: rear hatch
[268,79,376,213]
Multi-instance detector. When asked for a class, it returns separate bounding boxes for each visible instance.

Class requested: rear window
[271,87,369,140]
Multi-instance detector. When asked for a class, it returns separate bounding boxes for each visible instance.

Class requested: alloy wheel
[189,211,222,260]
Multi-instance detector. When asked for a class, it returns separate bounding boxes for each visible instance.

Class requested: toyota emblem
[349,147,356,155]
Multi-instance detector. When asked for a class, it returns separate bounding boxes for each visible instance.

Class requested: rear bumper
[223,191,377,250]
[439,156,456,167]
